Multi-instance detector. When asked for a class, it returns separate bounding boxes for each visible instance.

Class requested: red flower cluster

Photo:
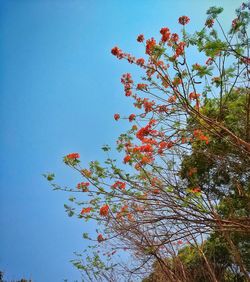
[77,182,90,191]
[189,92,200,100]
[187,167,197,177]
[136,83,148,90]
[97,234,105,243]
[123,155,131,164]
[191,187,201,193]
[159,141,173,149]
[129,114,136,122]
[205,18,214,28]
[100,204,109,216]
[178,16,190,25]
[139,144,153,153]
[193,130,209,144]
[232,18,239,29]
[175,42,186,57]
[171,33,179,42]
[112,181,126,190]
[137,34,144,42]
[114,113,120,121]
[67,153,80,159]
[206,57,213,65]
[172,77,182,86]
[136,58,145,67]
[145,38,156,55]
[81,207,92,215]
[143,98,155,113]
[111,46,123,59]
[241,57,250,65]
[136,126,151,141]
[168,95,177,103]
[121,73,133,96]
[160,27,171,42]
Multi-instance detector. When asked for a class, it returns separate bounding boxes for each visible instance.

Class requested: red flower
[172,77,182,86]
[139,144,153,152]
[112,181,126,190]
[111,46,123,59]
[175,42,185,56]
[81,207,92,215]
[137,83,148,90]
[114,113,120,121]
[97,234,105,243]
[168,95,177,103]
[152,189,160,194]
[171,33,179,42]
[67,153,80,159]
[137,34,144,42]
[77,182,90,191]
[206,57,213,65]
[123,155,131,164]
[191,187,201,193]
[136,58,145,66]
[205,18,214,28]
[129,114,136,122]
[187,167,197,177]
[189,92,200,100]
[100,204,109,216]
[160,27,171,42]
[178,16,190,25]
[146,38,156,55]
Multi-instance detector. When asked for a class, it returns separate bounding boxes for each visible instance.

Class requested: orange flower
[81,207,92,215]
[145,38,156,55]
[77,182,90,192]
[123,155,131,164]
[112,181,126,190]
[160,27,171,42]
[187,167,197,177]
[67,153,80,159]
[152,189,160,194]
[191,187,201,193]
[100,204,109,216]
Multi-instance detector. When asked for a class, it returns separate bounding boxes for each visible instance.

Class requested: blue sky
[0,0,242,281]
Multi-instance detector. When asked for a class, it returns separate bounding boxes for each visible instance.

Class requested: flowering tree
[46,2,250,281]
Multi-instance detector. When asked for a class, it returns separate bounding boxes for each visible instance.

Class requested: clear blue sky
[0,0,242,281]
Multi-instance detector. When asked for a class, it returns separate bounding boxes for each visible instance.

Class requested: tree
[46,2,250,281]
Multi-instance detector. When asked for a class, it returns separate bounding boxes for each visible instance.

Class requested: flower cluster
[81,207,92,215]
[178,16,190,25]
[97,234,105,243]
[145,38,156,55]
[77,182,90,191]
[193,130,209,144]
[191,187,201,193]
[114,113,120,121]
[189,92,200,100]
[67,153,80,159]
[121,73,133,97]
[112,181,126,190]
[160,27,171,42]
[205,18,214,28]
[137,34,144,42]
[100,204,109,216]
